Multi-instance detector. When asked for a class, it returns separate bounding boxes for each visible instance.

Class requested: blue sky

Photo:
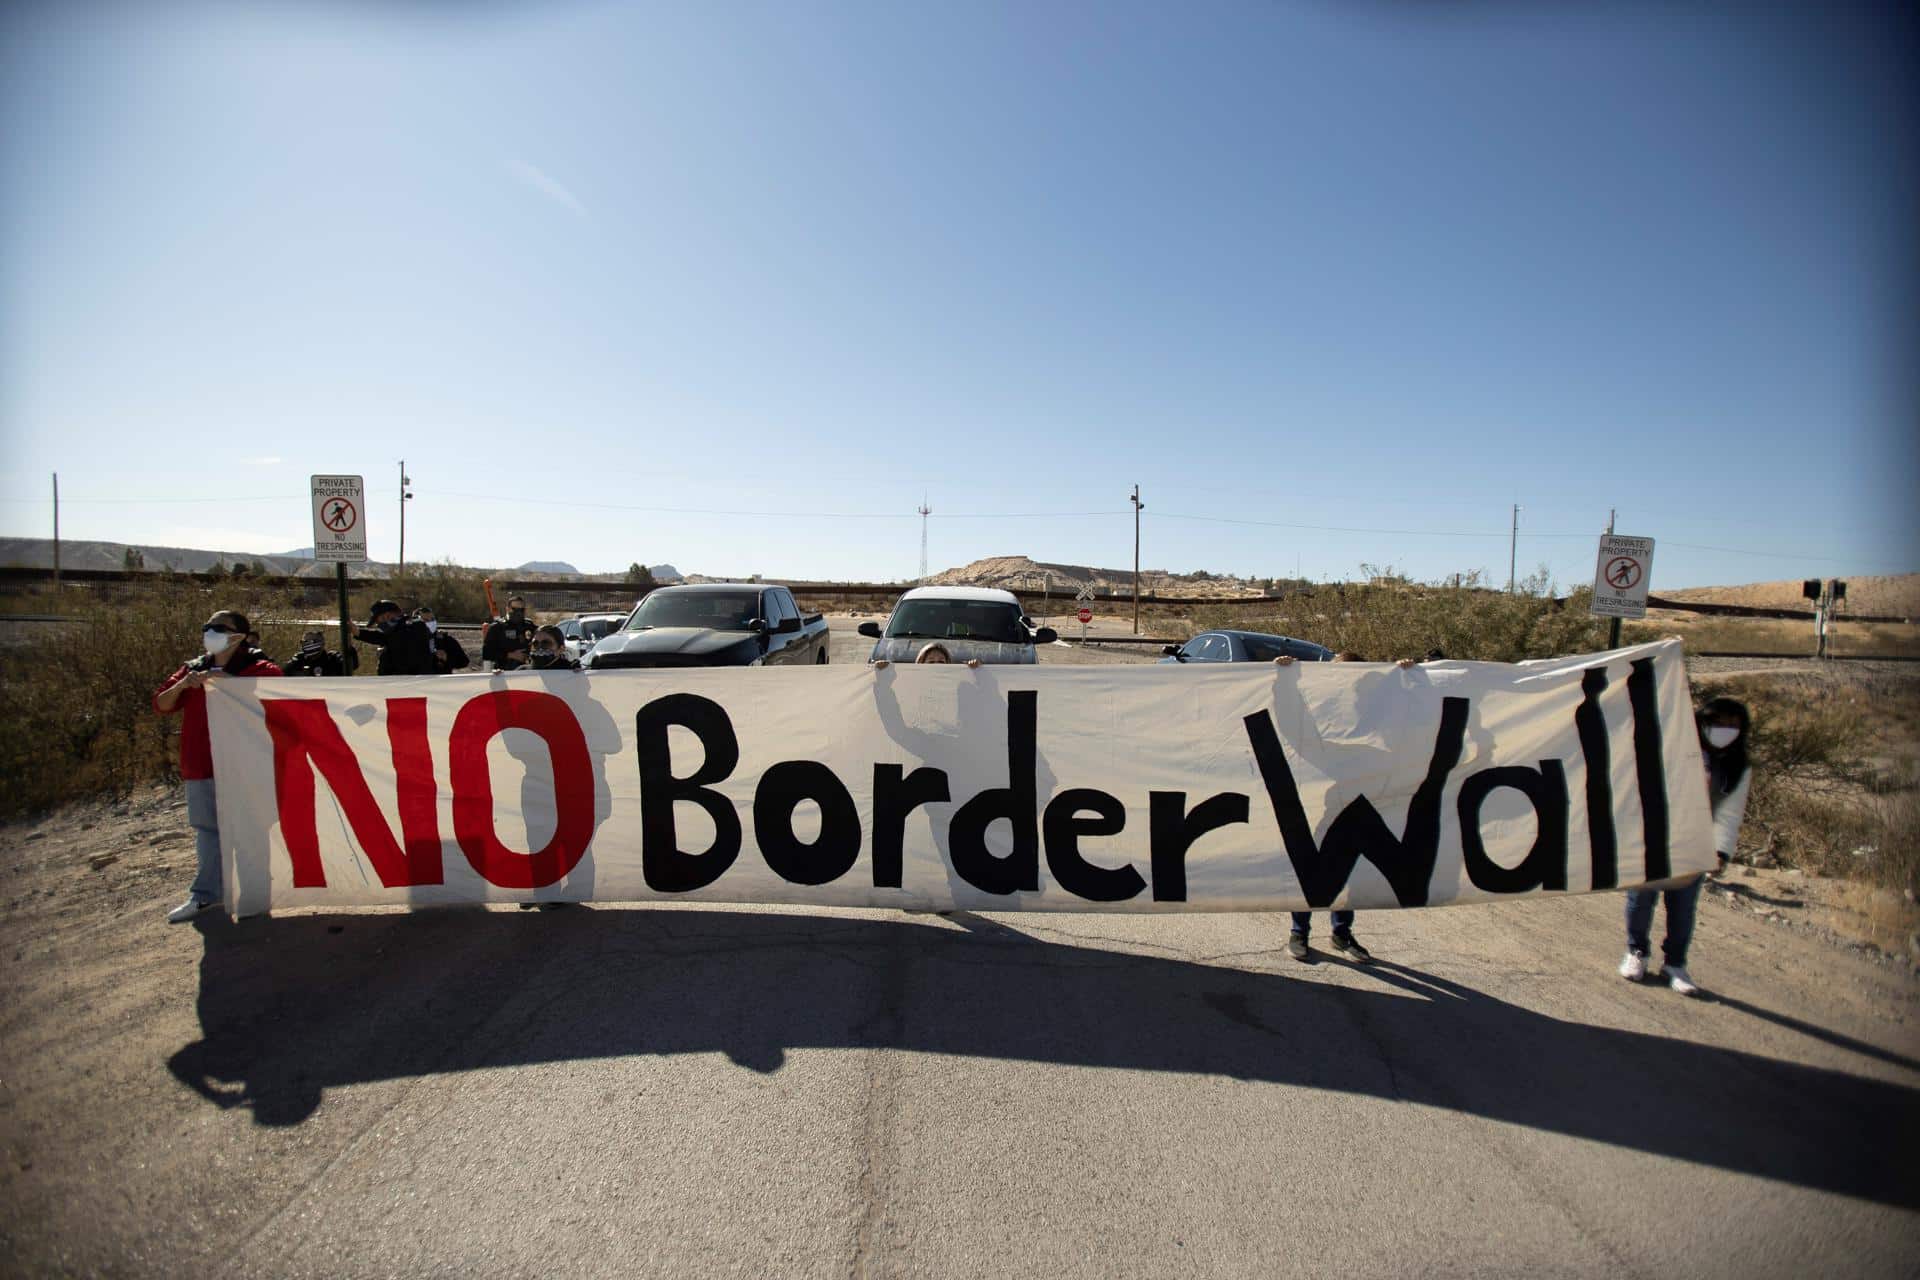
[2,0,1914,588]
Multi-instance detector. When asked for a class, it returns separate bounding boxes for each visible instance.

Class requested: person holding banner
[1619,697,1752,996]
[527,624,580,671]
[152,610,283,923]
[1273,651,1375,963]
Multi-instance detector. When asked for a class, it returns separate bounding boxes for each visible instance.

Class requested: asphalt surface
[3,621,1916,1277]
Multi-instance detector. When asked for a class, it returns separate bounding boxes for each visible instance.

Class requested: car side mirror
[1162,645,1181,657]
[857,621,882,638]
[1033,627,1057,645]
[748,618,769,633]
[776,616,802,634]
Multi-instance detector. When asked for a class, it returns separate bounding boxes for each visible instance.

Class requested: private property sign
[311,475,367,564]
[1591,535,1655,619]
[205,642,1714,917]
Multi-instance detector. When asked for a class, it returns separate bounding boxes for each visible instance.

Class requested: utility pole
[917,496,932,582]
[1130,484,1144,633]
[398,461,412,575]
[51,472,60,593]
[1605,508,1621,648]
[1507,503,1521,594]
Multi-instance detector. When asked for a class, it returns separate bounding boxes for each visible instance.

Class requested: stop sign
[1077,607,1092,624]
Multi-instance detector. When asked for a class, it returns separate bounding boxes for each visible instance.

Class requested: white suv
[856,587,1058,665]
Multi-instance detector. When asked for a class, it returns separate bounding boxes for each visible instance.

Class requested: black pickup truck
[585,583,830,669]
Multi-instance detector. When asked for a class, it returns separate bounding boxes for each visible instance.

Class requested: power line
[0,490,1900,568]
[1149,510,1591,539]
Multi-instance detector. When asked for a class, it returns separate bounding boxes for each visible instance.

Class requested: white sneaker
[1618,950,1647,981]
[166,896,219,924]
[1666,966,1699,997]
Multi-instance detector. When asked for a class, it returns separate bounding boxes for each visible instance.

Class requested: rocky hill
[922,555,1270,598]
[0,537,382,578]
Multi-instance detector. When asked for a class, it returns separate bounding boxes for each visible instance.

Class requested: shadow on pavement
[168,907,1920,1208]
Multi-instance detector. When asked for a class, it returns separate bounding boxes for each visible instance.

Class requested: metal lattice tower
[917,497,932,581]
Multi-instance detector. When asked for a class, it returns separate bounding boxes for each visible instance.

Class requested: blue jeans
[1624,878,1702,968]
[186,778,222,903]
[1291,910,1355,938]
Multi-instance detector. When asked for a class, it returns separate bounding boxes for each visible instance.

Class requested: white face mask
[1705,725,1739,749]
[423,620,438,634]
[202,630,232,657]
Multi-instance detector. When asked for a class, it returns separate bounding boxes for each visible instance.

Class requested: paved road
[9,889,1916,1278]
[3,624,1916,1277]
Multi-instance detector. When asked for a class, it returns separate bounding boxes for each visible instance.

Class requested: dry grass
[1624,615,1920,658]
[0,581,315,815]
[1189,582,1609,663]
[1693,672,1920,901]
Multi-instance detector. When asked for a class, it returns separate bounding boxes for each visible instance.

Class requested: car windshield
[581,618,618,641]
[626,591,760,630]
[885,599,1027,645]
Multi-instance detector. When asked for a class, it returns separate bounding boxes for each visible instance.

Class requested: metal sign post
[313,475,369,669]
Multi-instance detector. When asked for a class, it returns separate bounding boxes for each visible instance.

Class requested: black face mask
[530,650,561,667]
[510,609,526,622]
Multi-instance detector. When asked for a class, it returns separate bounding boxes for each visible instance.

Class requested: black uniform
[356,619,437,676]
[430,630,470,673]
[284,646,353,677]
[482,614,537,671]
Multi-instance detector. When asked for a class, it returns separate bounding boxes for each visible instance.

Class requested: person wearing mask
[356,599,436,676]
[483,595,536,671]
[415,606,470,673]
[1273,649,1374,963]
[527,624,581,671]
[152,610,283,923]
[283,629,354,677]
[1619,697,1752,996]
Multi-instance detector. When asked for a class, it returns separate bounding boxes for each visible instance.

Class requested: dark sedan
[1160,629,1334,664]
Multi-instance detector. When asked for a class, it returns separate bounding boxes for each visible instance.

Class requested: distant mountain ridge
[0,537,685,584]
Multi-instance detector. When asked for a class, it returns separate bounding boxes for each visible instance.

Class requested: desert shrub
[0,580,309,816]
[366,560,493,624]
[1189,577,1609,662]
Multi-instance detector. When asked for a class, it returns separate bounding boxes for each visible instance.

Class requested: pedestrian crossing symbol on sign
[1591,535,1654,620]
[311,474,369,564]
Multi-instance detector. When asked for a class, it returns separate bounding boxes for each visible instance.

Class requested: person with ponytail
[1619,697,1751,996]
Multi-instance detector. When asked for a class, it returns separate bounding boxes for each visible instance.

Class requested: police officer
[356,599,436,676]
[482,595,536,671]
[416,606,470,673]
[283,628,356,677]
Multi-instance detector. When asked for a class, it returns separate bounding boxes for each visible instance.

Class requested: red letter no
[266,697,444,889]
[450,690,595,889]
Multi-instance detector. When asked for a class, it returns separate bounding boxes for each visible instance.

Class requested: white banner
[206,640,1713,917]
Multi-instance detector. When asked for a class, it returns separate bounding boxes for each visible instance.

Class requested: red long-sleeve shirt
[153,651,283,780]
